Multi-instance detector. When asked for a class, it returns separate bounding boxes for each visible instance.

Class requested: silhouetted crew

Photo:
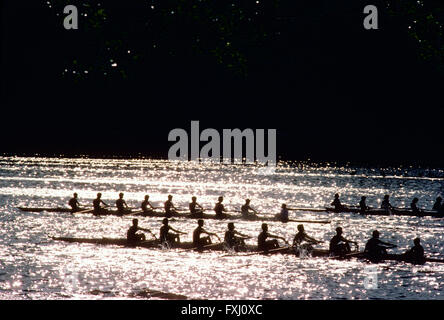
[432,197,442,211]
[364,230,397,262]
[68,193,81,213]
[141,195,155,214]
[116,193,130,215]
[329,227,357,256]
[403,238,425,265]
[127,219,153,243]
[189,196,204,216]
[258,223,286,252]
[279,204,289,222]
[159,218,186,245]
[381,195,393,212]
[241,199,258,218]
[93,193,108,216]
[214,196,228,219]
[224,223,250,251]
[164,195,178,218]
[193,219,219,249]
[331,194,343,212]
[293,224,322,248]
[359,196,369,214]
[410,198,421,215]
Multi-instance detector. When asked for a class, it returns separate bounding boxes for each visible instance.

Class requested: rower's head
[372,230,380,238]
[198,219,204,227]
[132,219,138,227]
[282,203,287,209]
[414,237,421,246]
[297,224,304,232]
[162,218,169,225]
[361,196,366,201]
[192,196,197,202]
[97,193,102,199]
[228,222,235,230]
[261,223,268,232]
[412,197,418,203]
[335,227,343,235]
[245,199,250,204]
[334,193,339,199]
[384,195,389,200]
[218,196,223,202]
[73,193,78,198]
[437,197,442,203]
[145,195,149,200]
[119,193,124,199]
[168,195,173,200]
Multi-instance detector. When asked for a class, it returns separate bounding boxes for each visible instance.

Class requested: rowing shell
[324,207,442,217]
[50,237,444,264]
[18,207,330,224]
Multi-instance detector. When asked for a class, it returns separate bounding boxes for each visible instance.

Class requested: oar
[288,219,331,224]
[288,208,328,213]
[73,208,94,214]
[425,257,444,263]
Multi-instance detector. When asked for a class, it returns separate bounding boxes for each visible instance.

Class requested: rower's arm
[305,235,321,243]
[101,200,109,207]
[381,240,397,247]
[148,202,155,209]
[170,226,186,234]
[235,231,250,238]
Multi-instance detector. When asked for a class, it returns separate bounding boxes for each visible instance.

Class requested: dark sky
[1,1,443,166]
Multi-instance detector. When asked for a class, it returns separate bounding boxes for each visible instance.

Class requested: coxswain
[164,195,179,218]
[159,218,186,246]
[331,194,343,212]
[116,193,130,215]
[141,195,156,214]
[189,196,204,217]
[410,197,422,215]
[403,238,426,265]
[258,223,287,252]
[241,199,258,218]
[127,219,155,243]
[364,230,397,262]
[93,193,109,216]
[224,223,250,251]
[68,193,82,213]
[193,219,219,249]
[329,227,357,256]
[359,196,369,214]
[214,196,228,219]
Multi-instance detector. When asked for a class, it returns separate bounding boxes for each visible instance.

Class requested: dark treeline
[1,1,443,166]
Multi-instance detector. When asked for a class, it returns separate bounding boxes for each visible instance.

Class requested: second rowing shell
[17,207,331,224]
[51,237,444,264]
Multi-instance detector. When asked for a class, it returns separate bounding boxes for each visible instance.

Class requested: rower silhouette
[329,227,357,256]
[292,224,322,256]
[410,197,422,216]
[164,195,179,218]
[193,219,219,249]
[241,199,258,218]
[364,230,397,262]
[381,195,394,214]
[214,196,228,219]
[432,197,442,212]
[258,223,286,252]
[331,194,344,212]
[127,218,154,243]
[279,204,289,222]
[116,192,130,216]
[93,193,108,216]
[359,196,369,214]
[224,223,250,252]
[403,238,425,265]
[141,195,156,215]
[160,218,186,246]
[68,193,82,213]
[189,196,204,217]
